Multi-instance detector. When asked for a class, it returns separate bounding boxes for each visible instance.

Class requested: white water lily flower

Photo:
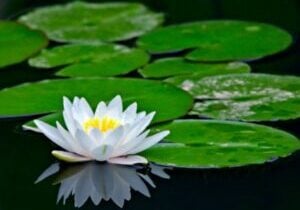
[33,96,170,165]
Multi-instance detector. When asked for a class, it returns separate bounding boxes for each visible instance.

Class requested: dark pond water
[1,0,300,209]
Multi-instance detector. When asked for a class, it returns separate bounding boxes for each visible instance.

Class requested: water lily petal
[71,97,93,124]
[112,130,150,157]
[52,150,92,162]
[62,110,76,135]
[128,130,170,154]
[136,111,146,121]
[91,145,114,161]
[63,97,80,135]
[89,128,105,146]
[79,97,94,117]
[75,129,97,156]
[22,124,41,133]
[125,112,155,141]
[63,96,72,111]
[95,101,107,118]
[123,102,137,123]
[34,120,72,151]
[107,95,123,119]
[108,155,148,165]
[105,126,124,147]
[56,122,80,153]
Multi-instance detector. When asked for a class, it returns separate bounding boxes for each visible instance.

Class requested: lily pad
[29,44,149,69]
[139,57,250,78]
[166,74,300,121]
[137,20,292,62]
[29,43,150,77]
[0,78,193,123]
[142,120,300,168]
[56,49,149,77]
[0,21,48,68]
[19,2,164,43]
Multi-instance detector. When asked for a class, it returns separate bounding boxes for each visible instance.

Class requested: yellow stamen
[83,117,120,133]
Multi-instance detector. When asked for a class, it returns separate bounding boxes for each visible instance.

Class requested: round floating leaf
[57,49,149,77]
[29,43,148,67]
[137,20,292,62]
[0,21,48,68]
[167,73,300,121]
[139,57,250,78]
[0,78,193,123]
[142,120,300,168]
[29,43,150,77]
[19,2,164,43]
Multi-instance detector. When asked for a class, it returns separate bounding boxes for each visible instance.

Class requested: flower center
[83,117,120,133]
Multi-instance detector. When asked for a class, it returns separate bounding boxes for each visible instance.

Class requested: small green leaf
[142,120,300,168]
[0,78,193,123]
[137,20,292,62]
[167,73,300,121]
[19,2,163,43]
[29,43,150,77]
[0,21,48,68]
[139,57,250,78]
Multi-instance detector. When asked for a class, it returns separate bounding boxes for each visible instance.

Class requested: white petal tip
[22,124,41,133]
[164,130,171,136]
[63,96,70,101]
[150,111,156,116]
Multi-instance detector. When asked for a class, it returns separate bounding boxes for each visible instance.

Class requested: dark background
[0,0,300,210]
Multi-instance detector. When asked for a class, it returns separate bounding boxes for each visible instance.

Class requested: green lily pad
[29,43,150,77]
[139,57,250,78]
[29,44,149,69]
[19,2,164,43]
[56,49,149,77]
[0,78,193,123]
[166,74,300,121]
[142,120,300,168]
[0,21,48,68]
[137,20,292,62]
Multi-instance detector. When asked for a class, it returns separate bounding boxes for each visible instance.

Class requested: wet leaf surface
[167,73,300,121]
[142,120,300,168]
[19,2,163,43]
[138,20,292,61]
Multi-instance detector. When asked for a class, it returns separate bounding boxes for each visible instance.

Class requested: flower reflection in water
[35,163,171,208]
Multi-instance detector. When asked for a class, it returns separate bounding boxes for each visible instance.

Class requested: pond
[0,0,300,210]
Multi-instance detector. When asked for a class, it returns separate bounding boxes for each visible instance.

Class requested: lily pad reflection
[35,163,171,208]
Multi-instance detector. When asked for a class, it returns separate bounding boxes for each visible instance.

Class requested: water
[0,0,300,209]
